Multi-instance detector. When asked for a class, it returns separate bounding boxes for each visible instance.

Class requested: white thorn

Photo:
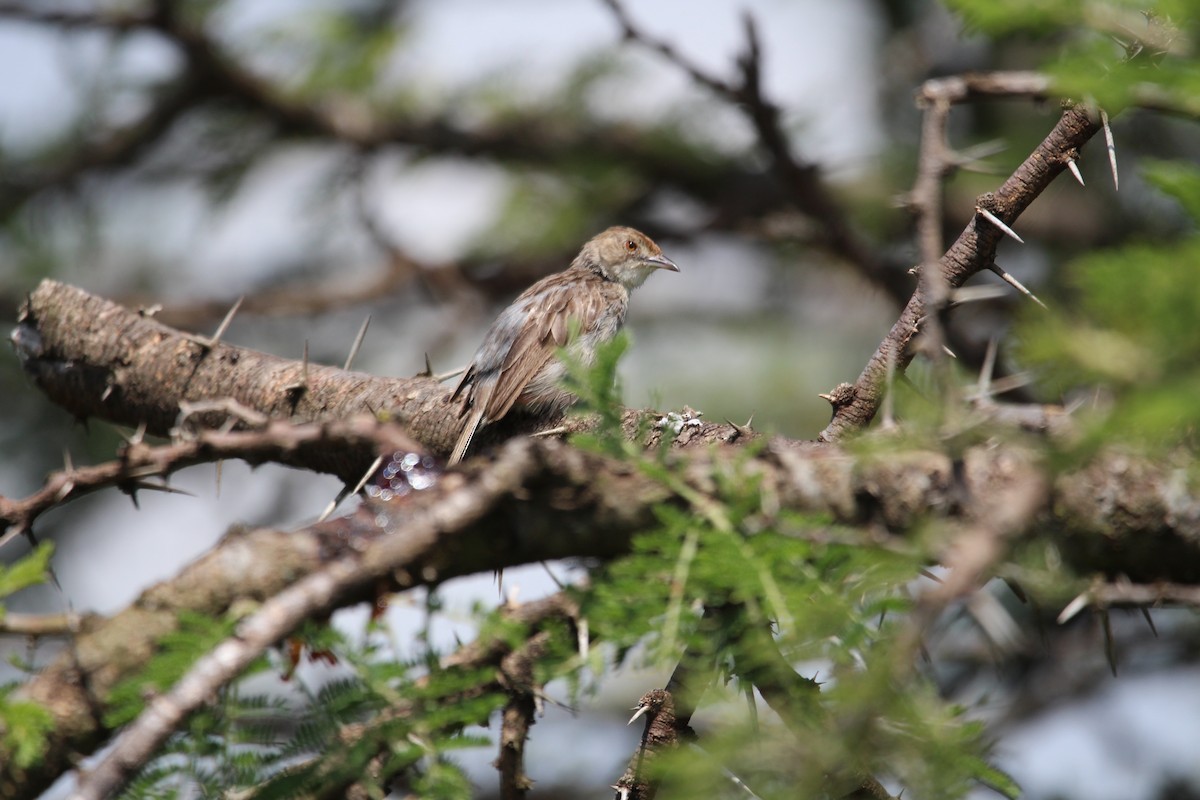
[1066,158,1085,186]
[351,455,385,497]
[434,365,468,382]
[208,295,244,347]
[320,455,385,523]
[1101,110,1118,191]
[976,206,1025,244]
[577,617,589,660]
[316,497,340,524]
[978,337,998,398]
[989,263,1047,309]
[343,314,372,371]
[1058,591,1090,624]
[942,345,957,359]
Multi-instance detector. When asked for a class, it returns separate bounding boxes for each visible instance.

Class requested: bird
[614,689,688,800]
[448,226,678,465]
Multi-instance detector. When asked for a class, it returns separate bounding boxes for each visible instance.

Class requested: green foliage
[115,601,586,800]
[106,612,245,728]
[946,0,1200,114]
[582,453,1013,796]
[943,0,1082,36]
[1143,157,1200,223]
[1017,187,1200,448]
[552,318,1010,796]
[118,688,297,800]
[558,326,637,457]
[0,542,54,619]
[0,537,54,774]
[0,685,54,770]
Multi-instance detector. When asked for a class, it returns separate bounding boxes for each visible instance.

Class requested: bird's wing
[483,273,616,421]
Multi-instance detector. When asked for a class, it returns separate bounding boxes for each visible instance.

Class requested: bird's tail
[448,408,485,465]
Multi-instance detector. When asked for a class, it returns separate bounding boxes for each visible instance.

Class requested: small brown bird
[614,689,688,800]
[448,226,678,464]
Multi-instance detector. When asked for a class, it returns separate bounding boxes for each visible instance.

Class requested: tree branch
[2,424,1198,796]
[819,104,1102,441]
[601,0,905,299]
[12,279,745,476]
[0,416,422,549]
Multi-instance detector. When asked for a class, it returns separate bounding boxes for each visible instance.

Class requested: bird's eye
[625,239,638,252]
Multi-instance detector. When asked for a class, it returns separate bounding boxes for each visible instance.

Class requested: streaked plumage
[448,226,678,464]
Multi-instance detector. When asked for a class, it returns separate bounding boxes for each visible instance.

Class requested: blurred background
[2,1,1199,798]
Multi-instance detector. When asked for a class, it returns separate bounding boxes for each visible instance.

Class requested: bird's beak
[627,704,650,725]
[646,254,679,272]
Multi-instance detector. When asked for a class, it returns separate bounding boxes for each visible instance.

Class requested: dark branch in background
[600,3,1054,410]
[0,0,993,392]
[137,1,761,207]
[0,0,1044,415]
[0,1,777,311]
[819,101,1101,441]
[601,0,904,297]
[0,69,202,220]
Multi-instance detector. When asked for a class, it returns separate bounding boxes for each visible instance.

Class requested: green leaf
[561,327,633,457]
[971,758,1023,800]
[0,688,54,769]
[1143,158,1200,223]
[105,611,240,727]
[942,0,1081,36]
[0,542,54,601]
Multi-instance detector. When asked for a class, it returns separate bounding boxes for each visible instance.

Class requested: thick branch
[12,280,745,478]
[2,431,1197,796]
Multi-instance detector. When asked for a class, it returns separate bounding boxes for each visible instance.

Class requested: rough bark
[2,426,1197,796]
[12,280,738,483]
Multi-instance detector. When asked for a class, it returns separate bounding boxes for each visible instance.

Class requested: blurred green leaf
[942,0,1082,36]
[1143,157,1200,222]
[105,611,242,728]
[0,542,54,604]
[0,687,53,770]
[1018,232,1200,446]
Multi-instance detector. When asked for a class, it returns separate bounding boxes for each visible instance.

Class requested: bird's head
[583,226,679,289]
